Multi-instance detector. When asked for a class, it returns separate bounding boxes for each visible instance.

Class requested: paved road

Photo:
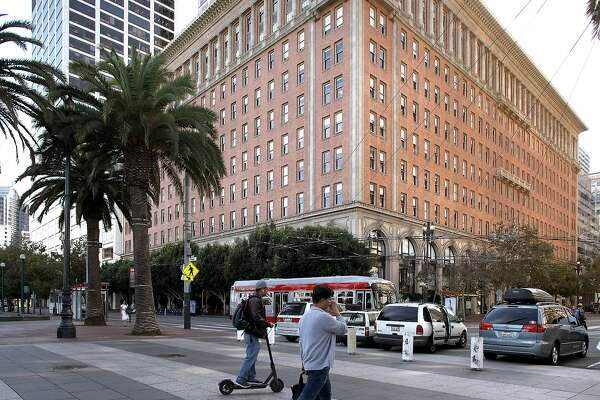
[120,313,600,370]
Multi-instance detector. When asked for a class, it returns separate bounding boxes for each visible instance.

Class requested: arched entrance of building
[399,238,416,298]
[367,230,387,279]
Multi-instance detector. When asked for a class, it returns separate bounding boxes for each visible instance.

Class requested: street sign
[189,255,197,262]
[181,261,199,281]
[24,285,30,295]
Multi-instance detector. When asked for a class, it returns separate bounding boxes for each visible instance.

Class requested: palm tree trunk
[126,149,161,335]
[84,217,105,325]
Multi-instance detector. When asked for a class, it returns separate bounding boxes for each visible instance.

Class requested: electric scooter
[218,330,284,395]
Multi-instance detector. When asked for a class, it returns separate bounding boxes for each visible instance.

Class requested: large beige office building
[123,0,585,296]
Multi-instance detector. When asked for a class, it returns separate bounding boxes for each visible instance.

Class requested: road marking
[587,325,600,330]
[586,361,600,369]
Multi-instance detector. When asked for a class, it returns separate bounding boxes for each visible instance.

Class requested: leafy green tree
[0,15,62,157]
[150,241,199,310]
[100,259,132,304]
[18,97,129,325]
[196,243,230,314]
[72,49,225,335]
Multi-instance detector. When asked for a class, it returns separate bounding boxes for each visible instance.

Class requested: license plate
[391,326,402,332]
[285,318,292,323]
[500,331,516,338]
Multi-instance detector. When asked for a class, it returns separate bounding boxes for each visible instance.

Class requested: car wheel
[285,336,298,342]
[426,337,437,353]
[456,331,467,348]
[483,352,497,360]
[577,341,588,358]
[548,343,560,366]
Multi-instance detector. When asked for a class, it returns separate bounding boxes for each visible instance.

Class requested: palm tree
[18,95,130,326]
[0,14,62,157]
[72,49,225,335]
[588,0,600,39]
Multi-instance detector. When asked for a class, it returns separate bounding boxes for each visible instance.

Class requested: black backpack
[232,299,250,330]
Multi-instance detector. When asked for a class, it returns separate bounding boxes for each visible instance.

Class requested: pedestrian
[236,280,272,388]
[575,303,587,329]
[120,300,128,321]
[297,285,347,400]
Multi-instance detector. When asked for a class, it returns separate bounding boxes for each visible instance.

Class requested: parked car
[275,302,311,342]
[374,303,468,352]
[337,311,379,345]
[480,288,589,365]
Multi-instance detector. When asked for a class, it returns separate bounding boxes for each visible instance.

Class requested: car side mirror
[457,318,464,323]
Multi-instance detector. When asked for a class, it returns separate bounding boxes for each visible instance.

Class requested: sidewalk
[0,317,223,346]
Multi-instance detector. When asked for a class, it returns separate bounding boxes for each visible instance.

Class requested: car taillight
[416,324,424,335]
[277,317,284,322]
[522,324,546,333]
[365,327,369,337]
[480,322,493,331]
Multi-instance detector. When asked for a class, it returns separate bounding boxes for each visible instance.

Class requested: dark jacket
[244,295,270,338]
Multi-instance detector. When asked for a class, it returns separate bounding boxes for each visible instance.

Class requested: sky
[1,0,599,195]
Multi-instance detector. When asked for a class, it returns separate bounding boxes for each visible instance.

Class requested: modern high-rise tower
[29,0,176,260]
[31,0,175,87]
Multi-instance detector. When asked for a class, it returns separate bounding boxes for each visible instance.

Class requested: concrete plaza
[0,318,599,400]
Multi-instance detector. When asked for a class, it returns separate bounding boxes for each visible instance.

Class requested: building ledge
[496,168,531,193]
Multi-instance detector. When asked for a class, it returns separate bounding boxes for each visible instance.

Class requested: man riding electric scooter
[236,280,272,387]
[219,280,284,395]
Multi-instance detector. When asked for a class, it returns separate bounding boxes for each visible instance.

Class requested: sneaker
[235,380,251,388]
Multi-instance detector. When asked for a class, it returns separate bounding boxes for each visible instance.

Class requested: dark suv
[480,288,588,365]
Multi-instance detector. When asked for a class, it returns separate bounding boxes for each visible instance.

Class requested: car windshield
[341,313,365,326]
[377,306,418,322]
[279,303,306,316]
[484,307,538,325]
[372,283,398,308]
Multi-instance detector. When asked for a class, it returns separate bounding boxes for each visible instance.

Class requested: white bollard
[236,330,244,341]
[470,337,484,370]
[347,327,357,354]
[402,333,414,361]
[267,327,275,345]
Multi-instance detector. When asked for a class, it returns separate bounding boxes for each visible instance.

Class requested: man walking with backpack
[236,280,272,388]
[575,303,587,329]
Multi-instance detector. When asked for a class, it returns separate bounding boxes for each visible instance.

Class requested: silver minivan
[480,288,589,365]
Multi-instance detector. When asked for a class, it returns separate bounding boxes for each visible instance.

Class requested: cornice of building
[460,0,587,134]
[163,0,236,61]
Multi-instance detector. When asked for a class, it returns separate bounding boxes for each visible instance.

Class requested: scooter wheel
[218,380,235,395]
[270,378,284,393]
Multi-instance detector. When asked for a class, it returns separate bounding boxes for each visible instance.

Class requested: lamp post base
[57,323,76,338]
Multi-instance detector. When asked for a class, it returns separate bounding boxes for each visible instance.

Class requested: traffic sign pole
[183,173,191,330]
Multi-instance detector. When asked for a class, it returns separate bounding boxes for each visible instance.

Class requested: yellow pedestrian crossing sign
[181,261,199,281]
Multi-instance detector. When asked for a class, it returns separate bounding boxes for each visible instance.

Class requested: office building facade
[123,0,585,295]
[0,187,30,247]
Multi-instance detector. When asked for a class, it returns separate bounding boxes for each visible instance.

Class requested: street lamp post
[19,254,25,315]
[0,262,5,312]
[574,261,582,304]
[57,113,76,338]
[422,222,435,303]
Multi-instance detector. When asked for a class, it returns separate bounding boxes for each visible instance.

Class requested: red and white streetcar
[230,276,397,323]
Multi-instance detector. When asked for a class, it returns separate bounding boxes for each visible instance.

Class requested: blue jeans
[297,368,331,400]
[237,333,260,384]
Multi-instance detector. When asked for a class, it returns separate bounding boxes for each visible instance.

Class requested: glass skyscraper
[31,0,175,86]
